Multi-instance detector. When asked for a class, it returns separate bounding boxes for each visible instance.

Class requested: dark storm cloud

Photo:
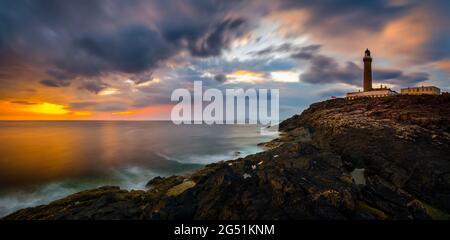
[290,45,322,60]
[373,69,403,80]
[249,43,291,56]
[158,0,249,57]
[39,69,72,87]
[0,0,446,107]
[374,70,430,86]
[420,1,450,62]
[0,0,250,86]
[300,54,430,86]
[130,71,154,85]
[40,79,69,87]
[300,55,361,85]
[187,18,247,57]
[279,0,410,33]
[78,80,108,94]
[214,74,227,83]
[0,0,120,52]
[72,25,174,75]
[250,43,321,58]
[398,72,430,85]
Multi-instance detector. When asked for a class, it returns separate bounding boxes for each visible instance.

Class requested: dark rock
[146,176,165,188]
[5,95,450,220]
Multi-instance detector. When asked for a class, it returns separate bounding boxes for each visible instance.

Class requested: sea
[0,121,278,217]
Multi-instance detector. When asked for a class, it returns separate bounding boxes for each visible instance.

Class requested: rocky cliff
[5,95,450,220]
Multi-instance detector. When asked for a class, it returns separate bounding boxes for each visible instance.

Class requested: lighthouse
[346,49,397,100]
[363,48,372,92]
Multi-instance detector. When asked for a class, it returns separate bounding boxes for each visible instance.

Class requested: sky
[0,0,449,120]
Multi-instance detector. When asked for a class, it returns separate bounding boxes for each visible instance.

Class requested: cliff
[5,95,450,220]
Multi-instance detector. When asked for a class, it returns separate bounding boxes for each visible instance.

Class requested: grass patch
[166,180,196,197]
[421,202,450,220]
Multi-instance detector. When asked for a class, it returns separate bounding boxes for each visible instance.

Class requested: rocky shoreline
[4,95,450,220]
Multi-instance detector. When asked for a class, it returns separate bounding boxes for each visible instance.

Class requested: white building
[347,87,398,100]
[401,86,440,95]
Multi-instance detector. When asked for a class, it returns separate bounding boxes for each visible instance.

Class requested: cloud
[249,43,296,56]
[186,18,248,57]
[0,0,448,119]
[278,0,410,33]
[0,0,251,87]
[69,101,128,112]
[419,2,450,62]
[132,94,172,108]
[251,43,321,58]
[70,25,174,75]
[9,100,38,105]
[214,74,227,83]
[300,55,361,85]
[130,71,154,85]
[78,80,109,94]
[290,45,322,60]
[192,57,297,75]
[39,79,69,87]
[300,53,430,86]
[374,69,430,85]
[39,69,72,87]
[270,1,450,66]
[431,59,450,72]
[68,102,97,110]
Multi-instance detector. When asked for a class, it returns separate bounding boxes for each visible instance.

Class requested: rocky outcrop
[5,95,450,220]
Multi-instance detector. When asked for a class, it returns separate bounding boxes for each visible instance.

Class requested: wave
[0,166,163,217]
[157,145,267,165]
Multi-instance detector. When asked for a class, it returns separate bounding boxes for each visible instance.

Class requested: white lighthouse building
[346,49,398,100]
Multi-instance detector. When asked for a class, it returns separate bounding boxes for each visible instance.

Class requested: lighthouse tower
[346,49,397,99]
[363,49,372,92]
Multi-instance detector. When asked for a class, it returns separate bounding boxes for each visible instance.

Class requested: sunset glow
[112,111,134,115]
[0,0,448,120]
[226,70,266,84]
[1,0,450,224]
[20,102,69,115]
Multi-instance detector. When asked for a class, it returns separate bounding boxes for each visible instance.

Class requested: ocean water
[0,121,278,217]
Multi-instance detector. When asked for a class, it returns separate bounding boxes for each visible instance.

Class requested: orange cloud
[73,111,93,116]
[226,70,266,84]
[98,88,120,96]
[431,60,450,72]
[377,8,430,62]
[265,9,311,38]
[112,111,134,115]
[20,102,70,115]
[267,6,432,65]
[0,101,94,120]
